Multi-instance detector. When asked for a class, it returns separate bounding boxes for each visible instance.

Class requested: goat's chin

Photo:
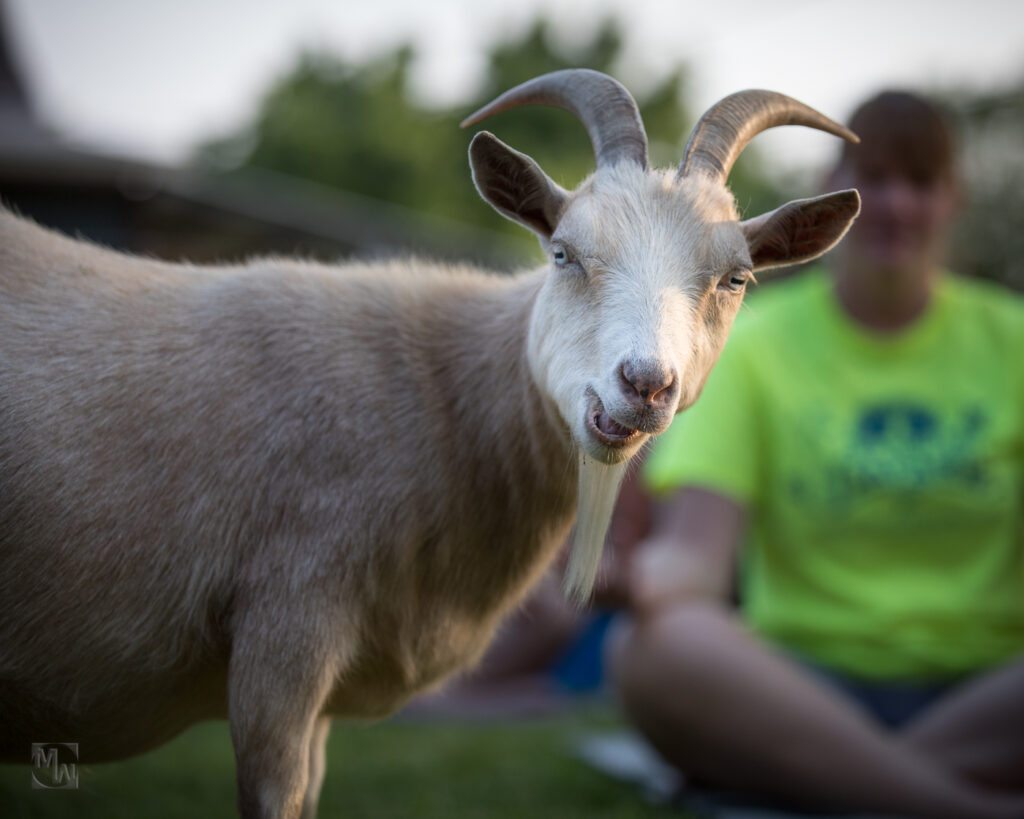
[577,431,647,465]
[563,451,630,604]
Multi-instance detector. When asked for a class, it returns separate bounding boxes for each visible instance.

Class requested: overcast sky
[7,0,1024,174]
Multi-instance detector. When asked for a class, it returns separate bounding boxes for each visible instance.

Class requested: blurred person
[607,90,1024,819]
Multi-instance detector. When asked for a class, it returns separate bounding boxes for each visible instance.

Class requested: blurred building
[0,13,527,268]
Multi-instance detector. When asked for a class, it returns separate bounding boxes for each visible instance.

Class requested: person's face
[832,148,958,279]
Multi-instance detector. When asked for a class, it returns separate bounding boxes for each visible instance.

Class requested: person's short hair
[839,91,957,184]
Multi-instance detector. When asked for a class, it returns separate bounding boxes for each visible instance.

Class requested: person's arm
[627,486,747,616]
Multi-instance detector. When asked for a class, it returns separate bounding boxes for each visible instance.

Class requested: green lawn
[0,704,686,818]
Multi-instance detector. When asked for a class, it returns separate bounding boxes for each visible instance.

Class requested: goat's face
[528,167,751,463]
[463,71,862,598]
[464,70,861,464]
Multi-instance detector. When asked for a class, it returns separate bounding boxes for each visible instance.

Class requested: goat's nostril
[620,361,676,405]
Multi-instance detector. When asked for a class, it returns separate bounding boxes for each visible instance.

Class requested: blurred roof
[0,10,531,268]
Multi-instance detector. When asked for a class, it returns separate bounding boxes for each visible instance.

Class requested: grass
[0,702,687,818]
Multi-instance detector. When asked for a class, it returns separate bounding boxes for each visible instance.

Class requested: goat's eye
[552,246,572,266]
[551,244,584,275]
[548,243,589,278]
[718,269,752,293]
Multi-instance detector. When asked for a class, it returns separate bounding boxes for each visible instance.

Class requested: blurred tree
[942,81,1024,292]
[195,18,787,260]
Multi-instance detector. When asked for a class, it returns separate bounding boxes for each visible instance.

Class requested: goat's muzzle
[618,360,679,419]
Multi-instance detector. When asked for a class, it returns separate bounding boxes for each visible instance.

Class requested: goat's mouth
[585,392,641,450]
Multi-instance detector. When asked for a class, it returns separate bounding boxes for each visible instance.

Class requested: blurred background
[2,0,1023,289]
[1,2,1023,817]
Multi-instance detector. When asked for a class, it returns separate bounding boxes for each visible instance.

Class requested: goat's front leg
[301,716,332,819]
[228,622,339,819]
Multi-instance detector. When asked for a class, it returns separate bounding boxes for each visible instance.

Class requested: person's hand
[627,537,723,614]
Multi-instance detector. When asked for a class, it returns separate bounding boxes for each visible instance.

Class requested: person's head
[828,90,960,281]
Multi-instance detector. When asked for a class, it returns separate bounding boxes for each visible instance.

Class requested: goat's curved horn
[460,69,649,171]
[678,90,858,183]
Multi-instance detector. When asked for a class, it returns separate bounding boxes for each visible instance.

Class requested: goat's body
[0,211,577,762]
[0,68,861,816]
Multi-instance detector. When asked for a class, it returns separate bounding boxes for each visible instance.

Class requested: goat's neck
[411,268,578,611]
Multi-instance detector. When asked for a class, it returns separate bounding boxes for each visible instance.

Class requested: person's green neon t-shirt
[645,268,1024,681]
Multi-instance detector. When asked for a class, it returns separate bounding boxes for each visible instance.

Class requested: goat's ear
[740,189,861,272]
[469,131,569,239]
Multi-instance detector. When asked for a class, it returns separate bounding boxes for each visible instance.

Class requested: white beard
[563,451,629,604]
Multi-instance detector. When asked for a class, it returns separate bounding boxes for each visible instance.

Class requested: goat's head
[462,70,861,598]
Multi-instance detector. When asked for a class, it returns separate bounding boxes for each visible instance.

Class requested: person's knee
[608,602,737,708]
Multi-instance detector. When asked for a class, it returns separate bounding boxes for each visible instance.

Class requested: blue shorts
[547,612,962,729]
[550,611,617,693]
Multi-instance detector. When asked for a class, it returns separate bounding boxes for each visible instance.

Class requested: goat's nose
[619,360,678,408]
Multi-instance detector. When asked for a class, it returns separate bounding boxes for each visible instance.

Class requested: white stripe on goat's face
[528,165,751,464]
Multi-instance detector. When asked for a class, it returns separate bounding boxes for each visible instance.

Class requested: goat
[0,69,860,818]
